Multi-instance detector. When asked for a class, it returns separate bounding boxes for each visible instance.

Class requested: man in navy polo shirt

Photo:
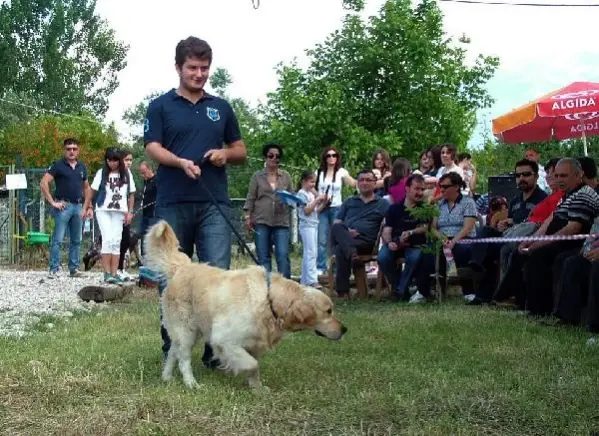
[40,138,93,278]
[144,37,247,366]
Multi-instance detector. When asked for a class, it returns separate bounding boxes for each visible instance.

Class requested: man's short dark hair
[457,152,471,162]
[175,37,212,67]
[577,156,597,180]
[357,169,376,179]
[406,173,425,187]
[515,158,539,174]
[63,138,78,147]
[545,158,561,173]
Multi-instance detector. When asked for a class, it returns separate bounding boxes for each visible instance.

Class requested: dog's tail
[143,220,191,278]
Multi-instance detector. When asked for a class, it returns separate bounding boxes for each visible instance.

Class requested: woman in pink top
[386,158,412,204]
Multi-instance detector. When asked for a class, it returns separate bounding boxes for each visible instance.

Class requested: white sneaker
[117,270,132,281]
[463,294,476,303]
[409,292,426,304]
[47,271,59,279]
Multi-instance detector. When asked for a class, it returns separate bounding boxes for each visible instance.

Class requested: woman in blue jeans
[244,143,294,278]
[315,146,356,273]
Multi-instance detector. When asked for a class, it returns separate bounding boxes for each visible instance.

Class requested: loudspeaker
[488,174,518,201]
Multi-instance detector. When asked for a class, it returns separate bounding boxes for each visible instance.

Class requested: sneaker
[409,292,426,304]
[70,269,84,278]
[117,269,132,281]
[47,270,59,279]
[113,275,124,285]
[463,294,476,303]
[104,273,116,284]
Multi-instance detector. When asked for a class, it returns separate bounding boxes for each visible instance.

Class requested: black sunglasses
[515,171,534,178]
[267,153,280,160]
[326,153,338,158]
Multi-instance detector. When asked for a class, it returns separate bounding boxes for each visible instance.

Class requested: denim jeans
[139,215,159,257]
[299,223,318,285]
[49,202,82,273]
[377,245,424,298]
[254,224,291,279]
[155,202,232,269]
[317,206,340,271]
[155,201,232,362]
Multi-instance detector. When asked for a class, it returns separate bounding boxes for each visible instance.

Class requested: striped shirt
[546,184,599,235]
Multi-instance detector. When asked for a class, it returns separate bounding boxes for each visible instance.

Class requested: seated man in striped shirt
[496,158,599,317]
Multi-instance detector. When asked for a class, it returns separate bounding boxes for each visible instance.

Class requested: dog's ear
[288,299,316,326]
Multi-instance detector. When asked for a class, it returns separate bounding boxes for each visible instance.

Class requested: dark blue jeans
[377,245,434,298]
[254,224,291,279]
[49,203,82,273]
[139,215,159,257]
[154,202,232,363]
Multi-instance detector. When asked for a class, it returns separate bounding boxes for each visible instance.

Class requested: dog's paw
[251,384,270,395]
[183,378,200,389]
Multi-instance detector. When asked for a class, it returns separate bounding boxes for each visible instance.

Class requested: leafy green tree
[261,0,499,174]
[0,0,128,117]
[1,114,121,171]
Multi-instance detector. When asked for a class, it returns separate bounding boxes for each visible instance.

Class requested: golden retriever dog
[143,220,347,390]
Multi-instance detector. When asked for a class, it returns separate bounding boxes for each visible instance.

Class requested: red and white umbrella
[492,81,599,155]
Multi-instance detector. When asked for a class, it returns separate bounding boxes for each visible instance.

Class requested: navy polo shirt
[508,186,547,225]
[46,159,88,203]
[143,89,242,205]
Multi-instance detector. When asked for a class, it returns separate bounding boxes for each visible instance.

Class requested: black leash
[194,158,260,266]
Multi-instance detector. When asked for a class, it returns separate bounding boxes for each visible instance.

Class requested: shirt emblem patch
[206,107,220,122]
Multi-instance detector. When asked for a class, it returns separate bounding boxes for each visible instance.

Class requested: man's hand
[584,247,599,262]
[497,219,509,232]
[52,200,66,211]
[399,231,411,243]
[388,241,398,251]
[518,240,533,254]
[348,229,359,238]
[178,158,201,179]
[124,212,134,226]
[204,149,228,167]
[444,239,455,250]
[81,207,93,219]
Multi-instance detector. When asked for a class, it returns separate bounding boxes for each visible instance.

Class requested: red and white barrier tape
[454,233,599,244]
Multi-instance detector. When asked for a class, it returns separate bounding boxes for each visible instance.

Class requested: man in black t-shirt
[377,174,434,302]
[139,161,158,256]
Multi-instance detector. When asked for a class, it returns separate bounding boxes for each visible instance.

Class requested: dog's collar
[266,271,279,320]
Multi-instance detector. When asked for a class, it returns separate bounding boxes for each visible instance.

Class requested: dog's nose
[341,325,348,334]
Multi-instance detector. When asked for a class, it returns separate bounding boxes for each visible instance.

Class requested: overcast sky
[95,0,599,148]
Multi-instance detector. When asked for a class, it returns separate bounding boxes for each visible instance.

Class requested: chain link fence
[0,157,307,267]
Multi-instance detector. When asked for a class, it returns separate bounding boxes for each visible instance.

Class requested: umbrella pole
[582,130,588,156]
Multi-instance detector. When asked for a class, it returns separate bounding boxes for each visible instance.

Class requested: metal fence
[0,160,301,267]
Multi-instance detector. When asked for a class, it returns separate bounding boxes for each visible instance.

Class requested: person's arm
[451,217,477,243]
[469,168,477,194]
[143,99,200,178]
[243,174,259,227]
[334,201,347,224]
[341,169,357,188]
[381,225,393,244]
[81,180,93,218]
[204,103,247,166]
[40,174,57,205]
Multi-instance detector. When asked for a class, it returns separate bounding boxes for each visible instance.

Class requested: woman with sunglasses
[90,147,136,284]
[315,146,357,274]
[244,143,294,278]
[431,172,477,302]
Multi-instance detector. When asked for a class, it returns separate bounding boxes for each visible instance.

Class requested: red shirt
[528,190,564,224]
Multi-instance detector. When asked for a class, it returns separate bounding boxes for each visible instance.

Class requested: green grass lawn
[1,286,598,436]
